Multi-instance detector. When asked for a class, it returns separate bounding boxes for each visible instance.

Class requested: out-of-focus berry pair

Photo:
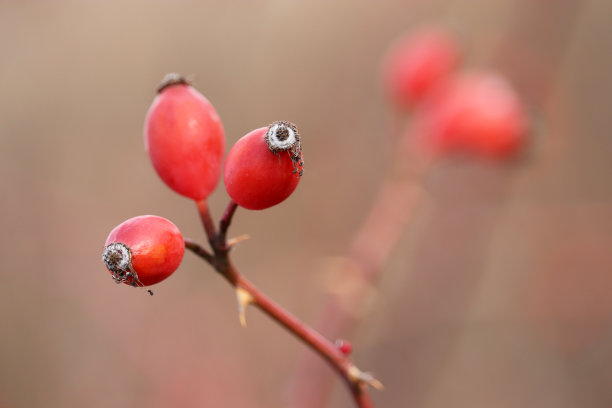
[382,26,529,159]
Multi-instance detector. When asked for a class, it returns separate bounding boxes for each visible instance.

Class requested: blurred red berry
[144,73,225,201]
[383,26,461,109]
[412,70,528,159]
[224,121,303,210]
[102,215,185,287]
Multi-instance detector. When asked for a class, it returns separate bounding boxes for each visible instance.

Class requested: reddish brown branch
[186,201,379,408]
[196,199,216,244]
[184,238,214,264]
[219,200,238,239]
[234,272,351,375]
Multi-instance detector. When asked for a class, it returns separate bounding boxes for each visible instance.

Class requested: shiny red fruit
[144,73,225,201]
[224,121,303,210]
[383,26,461,109]
[413,70,528,159]
[102,215,185,287]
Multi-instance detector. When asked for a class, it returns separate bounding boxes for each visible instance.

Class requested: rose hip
[102,215,185,287]
[223,121,303,210]
[144,73,225,201]
[412,70,528,159]
[383,26,461,109]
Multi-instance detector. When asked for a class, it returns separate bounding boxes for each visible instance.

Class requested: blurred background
[1,0,611,407]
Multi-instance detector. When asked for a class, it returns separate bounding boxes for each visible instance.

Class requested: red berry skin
[144,76,225,201]
[104,215,184,286]
[413,71,528,159]
[383,26,461,109]
[224,126,303,210]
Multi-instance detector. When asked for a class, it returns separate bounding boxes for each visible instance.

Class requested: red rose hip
[102,215,185,287]
[224,121,303,210]
[413,70,528,159]
[144,73,225,200]
[383,26,461,109]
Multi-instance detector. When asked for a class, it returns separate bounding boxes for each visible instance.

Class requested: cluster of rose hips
[382,25,529,159]
[99,25,532,407]
[102,26,529,291]
[102,73,303,290]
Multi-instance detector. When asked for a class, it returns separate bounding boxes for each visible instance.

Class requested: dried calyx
[102,242,144,287]
[265,121,304,176]
[157,72,190,93]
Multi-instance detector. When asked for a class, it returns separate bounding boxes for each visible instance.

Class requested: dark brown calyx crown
[102,242,144,287]
[157,73,190,93]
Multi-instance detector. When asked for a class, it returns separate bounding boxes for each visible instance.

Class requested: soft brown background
[1,1,611,407]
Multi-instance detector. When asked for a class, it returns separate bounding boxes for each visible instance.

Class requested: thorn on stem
[236,287,255,327]
[347,365,384,391]
[227,234,250,249]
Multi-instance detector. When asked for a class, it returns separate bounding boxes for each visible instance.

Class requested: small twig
[185,202,380,407]
[219,200,239,242]
[351,383,376,408]
[196,199,216,245]
[184,238,214,264]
